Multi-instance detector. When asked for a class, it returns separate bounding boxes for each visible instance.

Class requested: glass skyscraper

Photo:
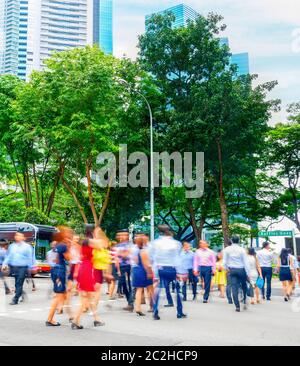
[220,37,250,75]
[93,0,113,54]
[0,0,113,80]
[147,5,249,76]
[146,4,198,29]
[231,53,249,76]
[0,0,29,79]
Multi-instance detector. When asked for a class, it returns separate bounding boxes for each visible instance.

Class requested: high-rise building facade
[0,0,113,80]
[146,4,250,76]
[93,0,113,54]
[0,0,29,79]
[220,37,249,75]
[146,4,198,29]
[231,52,249,76]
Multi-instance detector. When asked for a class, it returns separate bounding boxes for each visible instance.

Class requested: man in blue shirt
[151,225,186,320]
[2,232,34,305]
[179,242,198,301]
[115,229,134,312]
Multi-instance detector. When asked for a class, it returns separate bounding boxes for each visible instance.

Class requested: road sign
[258,230,293,237]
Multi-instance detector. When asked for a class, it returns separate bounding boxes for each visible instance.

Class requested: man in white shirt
[257,242,276,301]
[223,236,250,312]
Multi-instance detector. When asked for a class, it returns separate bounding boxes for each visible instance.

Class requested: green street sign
[258,230,293,237]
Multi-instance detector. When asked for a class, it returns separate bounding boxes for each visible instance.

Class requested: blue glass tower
[93,0,113,54]
[231,53,249,76]
[146,4,198,29]
[147,5,250,76]
[220,37,249,75]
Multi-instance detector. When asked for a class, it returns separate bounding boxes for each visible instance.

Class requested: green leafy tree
[139,12,279,245]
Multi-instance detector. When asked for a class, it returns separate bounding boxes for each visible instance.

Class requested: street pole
[292,229,298,258]
[117,78,155,241]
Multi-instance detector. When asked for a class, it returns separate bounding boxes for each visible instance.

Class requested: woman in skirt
[277,248,294,302]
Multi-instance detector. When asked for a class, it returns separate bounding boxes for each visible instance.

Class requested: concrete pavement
[0,277,299,346]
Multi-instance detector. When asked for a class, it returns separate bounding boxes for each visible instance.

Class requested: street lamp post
[117,78,155,241]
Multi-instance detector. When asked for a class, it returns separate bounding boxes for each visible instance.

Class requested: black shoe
[136,311,146,317]
[228,301,233,305]
[193,295,197,301]
[263,296,266,300]
[267,298,271,301]
[123,305,134,312]
[9,301,18,306]
[153,313,161,320]
[203,300,208,304]
[164,304,174,308]
[94,321,105,327]
[235,308,240,313]
[46,321,61,327]
[177,313,187,319]
[71,323,83,330]
[284,297,289,302]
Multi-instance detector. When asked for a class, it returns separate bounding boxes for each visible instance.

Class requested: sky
[113,0,300,123]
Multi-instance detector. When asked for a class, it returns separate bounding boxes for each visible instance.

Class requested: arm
[193,251,199,274]
[256,258,262,278]
[223,249,228,271]
[2,245,12,268]
[89,227,109,250]
[277,257,280,270]
[242,250,251,278]
[211,252,216,273]
[140,250,153,279]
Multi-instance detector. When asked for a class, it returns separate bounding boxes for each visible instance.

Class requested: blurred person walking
[108,241,120,300]
[115,229,134,312]
[152,225,186,320]
[193,240,216,303]
[223,236,251,312]
[257,242,275,301]
[65,235,81,321]
[179,242,197,301]
[0,239,11,295]
[277,248,294,302]
[287,248,298,293]
[132,233,153,316]
[46,227,72,326]
[2,232,34,305]
[247,248,263,305]
[214,250,227,299]
[71,227,109,330]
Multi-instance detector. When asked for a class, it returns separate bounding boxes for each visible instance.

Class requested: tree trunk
[216,139,231,246]
[45,160,65,216]
[86,159,99,226]
[98,175,113,226]
[33,162,40,209]
[187,198,201,242]
[290,187,300,232]
[62,178,88,224]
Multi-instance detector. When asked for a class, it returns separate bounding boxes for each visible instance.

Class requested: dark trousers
[165,281,174,305]
[11,266,28,303]
[154,267,183,316]
[0,270,10,293]
[261,267,272,299]
[226,273,233,304]
[182,269,197,300]
[229,268,248,310]
[199,266,213,301]
[119,265,133,306]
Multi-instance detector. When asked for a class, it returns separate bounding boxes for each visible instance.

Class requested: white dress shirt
[257,249,276,268]
[223,244,251,276]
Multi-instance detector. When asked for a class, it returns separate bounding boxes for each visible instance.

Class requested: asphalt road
[0,278,299,346]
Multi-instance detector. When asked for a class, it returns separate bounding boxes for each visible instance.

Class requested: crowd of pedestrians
[0,225,299,329]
